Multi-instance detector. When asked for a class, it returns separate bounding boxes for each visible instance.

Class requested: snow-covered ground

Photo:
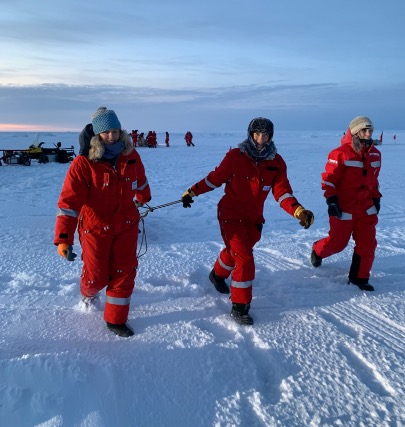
[0,130,404,427]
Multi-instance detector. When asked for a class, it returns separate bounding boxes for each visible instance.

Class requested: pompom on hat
[349,116,374,135]
[91,106,121,135]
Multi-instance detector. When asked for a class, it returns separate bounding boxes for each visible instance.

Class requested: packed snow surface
[0,130,404,427]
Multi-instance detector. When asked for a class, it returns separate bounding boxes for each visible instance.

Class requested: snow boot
[209,269,230,294]
[230,303,254,325]
[82,294,102,311]
[310,249,322,267]
[348,278,374,292]
[106,322,134,337]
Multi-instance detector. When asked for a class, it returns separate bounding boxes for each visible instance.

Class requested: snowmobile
[28,142,76,163]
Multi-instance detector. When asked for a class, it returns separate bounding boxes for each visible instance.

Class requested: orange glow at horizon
[0,123,79,132]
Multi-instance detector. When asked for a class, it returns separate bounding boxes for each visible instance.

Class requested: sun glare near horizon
[0,124,79,132]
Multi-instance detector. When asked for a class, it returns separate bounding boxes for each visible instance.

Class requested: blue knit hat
[91,106,121,135]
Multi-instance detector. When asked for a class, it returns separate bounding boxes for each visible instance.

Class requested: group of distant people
[129,130,195,148]
[130,130,164,148]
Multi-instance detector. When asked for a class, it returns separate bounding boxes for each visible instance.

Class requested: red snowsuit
[147,131,157,148]
[190,148,301,304]
[313,129,382,282]
[131,130,138,147]
[54,150,151,324]
[185,132,193,146]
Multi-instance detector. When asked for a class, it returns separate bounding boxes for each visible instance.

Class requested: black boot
[310,249,322,267]
[348,278,375,292]
[106,322,134,337]
[230,303,254,325]
[209,269,230,294]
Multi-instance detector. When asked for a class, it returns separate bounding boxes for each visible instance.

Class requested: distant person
[165,131,170,147]
[146,131,157,148]
[146,131,153,147]
[54,107,151,337]
[138,132,146,147]
[393,134,397,142]
[311,116,382,291]
[131,129,138,147]
[181,117,314,325]
[184,131,194,147]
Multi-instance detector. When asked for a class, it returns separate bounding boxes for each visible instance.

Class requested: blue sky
[1,0,404,132]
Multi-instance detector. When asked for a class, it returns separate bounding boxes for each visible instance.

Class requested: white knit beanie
[349,116,374,135]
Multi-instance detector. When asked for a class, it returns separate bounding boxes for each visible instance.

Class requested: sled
[0,149,31,166]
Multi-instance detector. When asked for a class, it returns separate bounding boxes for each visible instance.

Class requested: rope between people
[137,199,183,258]
[139,199,182,218]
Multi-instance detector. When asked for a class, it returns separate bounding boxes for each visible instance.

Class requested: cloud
[1,81,404,132]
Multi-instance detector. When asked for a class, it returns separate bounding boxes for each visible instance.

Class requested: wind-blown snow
[0,130,404,427]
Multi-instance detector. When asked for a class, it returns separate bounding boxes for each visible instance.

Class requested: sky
[1,0,405,132]
[0,131,404,426]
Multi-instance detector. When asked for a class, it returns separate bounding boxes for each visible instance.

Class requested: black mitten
[327,196,342,219]
[181,189,195,208]
[372,198,380,214]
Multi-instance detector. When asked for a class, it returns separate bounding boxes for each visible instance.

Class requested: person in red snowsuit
[131,129,138,147]
[181,117,314,325]
[146,131,153,147]
[54,107,151,337]
[311,116,382,291]
[146,131,157,148]
[184,131,194,146]
[165,131,170,147]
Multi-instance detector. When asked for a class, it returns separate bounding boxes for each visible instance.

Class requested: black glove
[373,198,380,214]
[181,188,195,208]
[327,196,342,219]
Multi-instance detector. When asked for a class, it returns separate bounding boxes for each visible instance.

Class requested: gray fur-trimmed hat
[349,116,374,135]
[248,117,274,139]
[91,106,121,135]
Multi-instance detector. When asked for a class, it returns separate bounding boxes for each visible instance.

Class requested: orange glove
[57,243,77,261]
[294,206,314,229]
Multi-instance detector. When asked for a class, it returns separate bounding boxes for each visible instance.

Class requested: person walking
[311,116,382,291]
[131,129,138,147]
[184,131,194,147]
[181,117,314,325]
[54,107,151,337]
